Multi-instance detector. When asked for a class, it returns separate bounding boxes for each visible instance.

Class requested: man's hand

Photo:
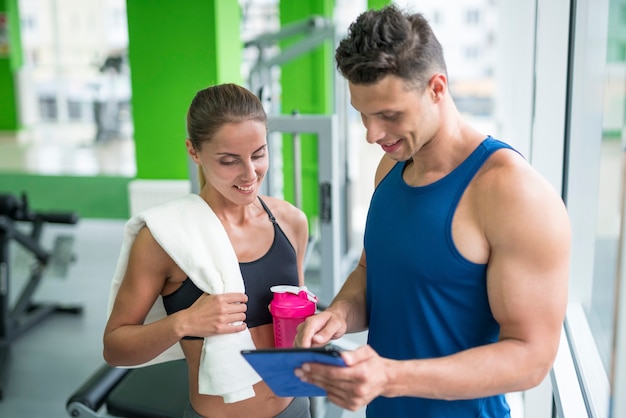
[295,345,392,411]
[294,310,348,348]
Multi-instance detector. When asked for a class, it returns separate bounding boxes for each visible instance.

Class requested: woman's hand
[181,292,249,337]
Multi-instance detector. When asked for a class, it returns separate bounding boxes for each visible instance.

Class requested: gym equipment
[245,16,335,117]
[66,360,188,418]
[65,358,344,418]
[0,192,80,400]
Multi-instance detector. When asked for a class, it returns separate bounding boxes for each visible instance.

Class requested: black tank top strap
[257,196,276,224]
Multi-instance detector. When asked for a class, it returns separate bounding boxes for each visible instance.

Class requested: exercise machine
[0,193,80,400]
[66,360,188,418]
[245,15,335,116]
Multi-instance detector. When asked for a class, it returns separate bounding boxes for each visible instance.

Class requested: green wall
[126,0,243,180]
[279,0,334,223]
[0,0,22,130]
[368,0,391,10]
[0,174,130,219]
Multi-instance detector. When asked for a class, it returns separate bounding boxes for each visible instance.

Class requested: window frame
[500,0,622,414]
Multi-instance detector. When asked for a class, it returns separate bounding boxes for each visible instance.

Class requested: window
[563,0,626,415]
[464,45,480,59]
[466,9,481,25]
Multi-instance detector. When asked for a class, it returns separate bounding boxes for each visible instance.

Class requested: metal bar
[0,218,10,342]
[244,16,332,48]
[292,111,303,209]
[268,114,343,306]
[293,131,302,209]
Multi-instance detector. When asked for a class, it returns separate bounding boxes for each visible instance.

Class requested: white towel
[107,194,261,403]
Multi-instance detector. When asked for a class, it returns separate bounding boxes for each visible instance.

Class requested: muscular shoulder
[472,148,570,248]
[476,149,556,208]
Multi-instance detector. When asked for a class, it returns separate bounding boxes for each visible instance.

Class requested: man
[294,5,571,417]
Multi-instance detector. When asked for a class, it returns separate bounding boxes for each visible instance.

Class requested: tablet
[240,345,346,397]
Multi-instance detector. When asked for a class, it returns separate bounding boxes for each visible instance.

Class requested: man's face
[349,75,437,162]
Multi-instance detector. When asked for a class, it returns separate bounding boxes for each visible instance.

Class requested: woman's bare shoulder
[258,195,307,225]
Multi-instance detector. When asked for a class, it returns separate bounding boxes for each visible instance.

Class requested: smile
[380,139,402,152]
[235,185,254,191]
[382,139,400,147]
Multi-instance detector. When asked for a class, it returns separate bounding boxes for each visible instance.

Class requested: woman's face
[188,120,268,205]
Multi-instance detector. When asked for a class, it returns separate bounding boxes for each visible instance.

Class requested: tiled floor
[0,218,127,417]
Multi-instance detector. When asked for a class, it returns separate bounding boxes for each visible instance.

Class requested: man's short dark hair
[335,4,447,90]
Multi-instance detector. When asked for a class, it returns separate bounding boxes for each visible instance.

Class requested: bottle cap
[270,285,318,303]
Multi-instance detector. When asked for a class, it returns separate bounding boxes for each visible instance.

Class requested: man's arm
[297,154,571,409]
[295,251,368,347]
[382,156,571,398]
[295,153,397,349]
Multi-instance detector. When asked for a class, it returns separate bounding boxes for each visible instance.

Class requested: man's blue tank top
[364,137,513,417]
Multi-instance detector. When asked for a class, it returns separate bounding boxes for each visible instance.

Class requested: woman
[103,83,310,418]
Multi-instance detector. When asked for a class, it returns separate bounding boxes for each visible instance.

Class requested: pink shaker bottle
[269,285,318,348]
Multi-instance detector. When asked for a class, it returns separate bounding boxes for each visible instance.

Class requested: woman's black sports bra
[161,197,299,339]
